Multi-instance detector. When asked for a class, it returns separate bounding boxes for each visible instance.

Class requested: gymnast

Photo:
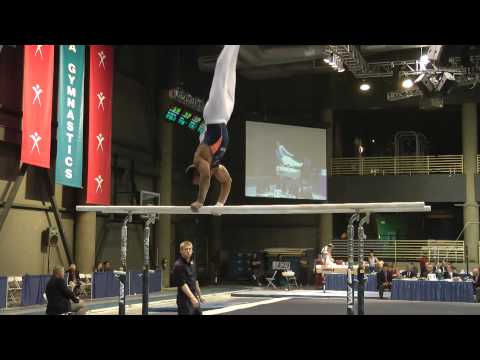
[186,45,240,211]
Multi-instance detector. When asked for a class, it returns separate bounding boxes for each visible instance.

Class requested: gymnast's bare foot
[190,201,203,212]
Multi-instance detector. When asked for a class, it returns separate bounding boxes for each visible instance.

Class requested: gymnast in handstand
[186,45,240,211]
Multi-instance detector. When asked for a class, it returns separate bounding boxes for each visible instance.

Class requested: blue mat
[149,303,225,312]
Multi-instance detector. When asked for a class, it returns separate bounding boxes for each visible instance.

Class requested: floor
[2,286,479,315]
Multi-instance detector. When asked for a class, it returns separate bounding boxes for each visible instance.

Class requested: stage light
[437,72,456,95]
[402,78,414,89]
[415,73,435,97]
[419,54,432,71]
[360,81,371,92]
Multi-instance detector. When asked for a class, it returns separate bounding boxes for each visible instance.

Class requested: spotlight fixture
[415,73,435,97]
[402,78,414,89]
[325,52,335,65]
[359,80,371,92]
[419,54,434,71]
[427,45,449,67]
[337,63,345,73]
[437,72,456,95]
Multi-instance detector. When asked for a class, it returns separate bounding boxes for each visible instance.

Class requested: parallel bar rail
[76,203,431,215]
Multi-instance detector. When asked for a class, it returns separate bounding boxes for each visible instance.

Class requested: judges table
[325,273,377,291]
[391,279,474,303]
[0,276,7,309]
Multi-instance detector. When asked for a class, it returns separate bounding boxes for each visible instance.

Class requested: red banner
[20,45,55,168]
[86,45,114,205]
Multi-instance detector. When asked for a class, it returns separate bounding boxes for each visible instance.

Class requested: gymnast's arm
[193,146,212,207]
[213,165,232,205]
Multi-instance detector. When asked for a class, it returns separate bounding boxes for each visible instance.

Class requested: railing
[331,239,465,264]
[331,155,464,176]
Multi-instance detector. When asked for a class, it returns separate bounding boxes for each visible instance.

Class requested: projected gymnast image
[246,121,327,200]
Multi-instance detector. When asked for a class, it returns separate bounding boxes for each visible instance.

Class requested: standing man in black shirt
[172,241,206,315]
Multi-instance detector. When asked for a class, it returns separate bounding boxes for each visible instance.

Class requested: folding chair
[265,270,278,289]
[283,271,298,290]
[78,274,91,299]
[7,276,22,305]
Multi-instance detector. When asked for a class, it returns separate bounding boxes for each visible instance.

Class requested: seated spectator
[425,263,437,280]
[66,263,81,296]
[375,260,384,273]
[298,254,309,288]
[437,260,448,274]
[250,253,263,287]
[376,262,393,299]
[401,263,418,278]
[444,264,460,280]
[103,261,112,272]
[314,254,325,290]
[391,265,401,278]
[367,250,378,273]
[472,268,480,303]
[45,265,86,315]
[434,261,446,280]
[419,254,428,277]
[94,261,104,272]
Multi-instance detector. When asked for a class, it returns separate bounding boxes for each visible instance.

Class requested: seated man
[250,253,263,287]
[472,268,480,303]
[376,263,393,299]
[45,265,86,315]
[314,254,325,290]
[425,263,437,280]
[443,264,460,280]
[66,263,81,296]
[298,255,309,288]
[401,263,418,278]
[103,261,112,272]
[437,260,448,274]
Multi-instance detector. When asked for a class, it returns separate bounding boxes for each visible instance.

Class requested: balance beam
[76,202,430,215]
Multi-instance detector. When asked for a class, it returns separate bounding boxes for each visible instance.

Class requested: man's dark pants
[177,298,202,315]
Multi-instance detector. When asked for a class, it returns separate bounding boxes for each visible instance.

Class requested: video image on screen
[245,121,327,201]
